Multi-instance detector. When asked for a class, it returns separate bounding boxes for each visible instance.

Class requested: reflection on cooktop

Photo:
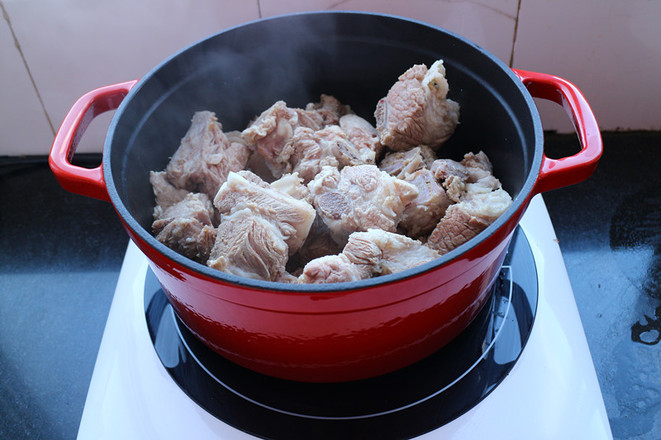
[610,183,661,346]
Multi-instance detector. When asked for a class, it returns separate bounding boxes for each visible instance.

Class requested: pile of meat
[149,60,512,284]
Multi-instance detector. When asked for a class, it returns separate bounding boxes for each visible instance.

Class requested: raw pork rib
[305,94,352,126]
[426,189,511,254]
[432,151,502,202]
[213,171,316,256]
[150,172,216,262]
[427,151,512,254]
[283,125,376,183]
[378,145,436,179]
[307,165,418,245]
[375,60,460,151]
[399,169,452,238]
[207,207,289,281]
[379,147,451,238]
[297,254,370,284]
[298,229,440,283]
[165,111,250,199]
[243,97,352,178]
[339,114,383,158]
[344,229,441,275]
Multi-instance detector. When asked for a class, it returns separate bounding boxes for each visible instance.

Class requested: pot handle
[512,69,602,195]
[49,80,139,201]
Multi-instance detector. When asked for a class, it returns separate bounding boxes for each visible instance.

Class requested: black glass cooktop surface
[144,227,537,439]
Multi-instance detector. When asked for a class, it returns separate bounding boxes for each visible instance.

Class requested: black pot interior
[105,12,542,289]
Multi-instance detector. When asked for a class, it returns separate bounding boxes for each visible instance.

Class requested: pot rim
[103,10,544,293]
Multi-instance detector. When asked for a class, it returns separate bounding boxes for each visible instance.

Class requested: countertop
[1,131,659,439]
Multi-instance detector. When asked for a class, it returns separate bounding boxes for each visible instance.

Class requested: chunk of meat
[165,111,250,199]
[305,94,353,126]
[214,171,316,255]
[398,169,452,238]
[283,126,376,183]
[152,192,216,262]
[339,114,383,158]
[344,229,441,275]
[378,146,436,179]
[150,171,189,217]
[297,254,370,284]
[431,151,501,202]
[427,188,512,254]
[308,165,418,245]
[242,101,325,178]
[298,229,440,284]
[427,150,512,254]
[207,208,288,281]
[378,147,449,238]
[375,60,460,151]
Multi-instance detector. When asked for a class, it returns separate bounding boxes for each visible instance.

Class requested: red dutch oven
[50,12,601,382]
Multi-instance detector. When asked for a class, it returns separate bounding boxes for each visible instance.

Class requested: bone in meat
[378,145,436,179]
[427,151,512,254]
[307,165,418,245]
[431,151,501,202]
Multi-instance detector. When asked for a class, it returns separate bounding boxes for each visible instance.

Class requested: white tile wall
[1,0,259,156]
[1,0,659,156]
[260,0,519,63]
[513,0,661,133]
[0,13,53,157]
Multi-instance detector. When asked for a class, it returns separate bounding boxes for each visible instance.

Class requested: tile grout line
[1,0,56,136]
[509,0,523,67]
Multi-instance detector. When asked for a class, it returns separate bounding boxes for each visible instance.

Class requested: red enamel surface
[512,69,602,195]
[49,80,138,201]
[123,201,528,382]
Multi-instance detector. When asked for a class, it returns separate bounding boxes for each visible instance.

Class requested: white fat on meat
[165,111,250,200]
[375,60,460,151]
[307,165,419,245]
